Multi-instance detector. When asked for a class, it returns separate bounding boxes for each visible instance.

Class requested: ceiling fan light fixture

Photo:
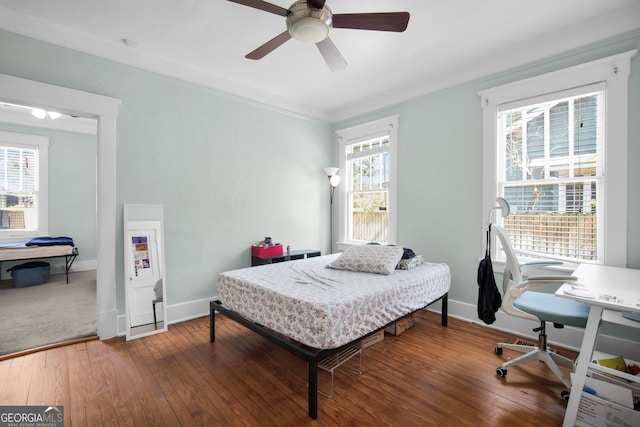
[286,1,332,43]
[31,108,46,119]
[289,17,329,43]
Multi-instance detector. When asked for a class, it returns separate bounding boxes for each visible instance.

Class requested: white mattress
[0,243,74,261]
[218,254,451,349]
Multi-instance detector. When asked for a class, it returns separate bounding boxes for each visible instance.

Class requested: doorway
[0,73,120,340]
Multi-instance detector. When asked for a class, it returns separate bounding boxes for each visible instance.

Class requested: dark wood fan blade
[246,31,292,60]
[307,0,326,10]
[332,12,410,32]
[316,38,347,72]
[227,0,289,16]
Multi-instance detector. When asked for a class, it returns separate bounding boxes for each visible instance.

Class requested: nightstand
[251,249,321,266]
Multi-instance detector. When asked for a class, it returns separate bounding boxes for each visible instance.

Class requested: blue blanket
[25,236,74,246]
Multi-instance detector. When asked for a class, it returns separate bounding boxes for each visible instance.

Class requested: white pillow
[326,245,404,275]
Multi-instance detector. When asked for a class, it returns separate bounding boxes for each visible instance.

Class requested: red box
[251,245,283,258]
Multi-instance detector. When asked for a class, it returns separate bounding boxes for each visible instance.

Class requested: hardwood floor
[0,310,576,426]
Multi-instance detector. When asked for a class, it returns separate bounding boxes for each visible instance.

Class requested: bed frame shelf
[316,344,362,398]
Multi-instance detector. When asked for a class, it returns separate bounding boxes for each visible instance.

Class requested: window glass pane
[575,95,598,155]
[0,148,4,190]
[526,109,544,161]
[7,148,21,193]
[23,150,36,192]
[351,191,388,242]
[0,146,37,231]
[504,112,523,182]
[550,101,569,157]
[347,139,391,242]
[498,91,603,263]
[352,158,361,189]
[361,157,371,189]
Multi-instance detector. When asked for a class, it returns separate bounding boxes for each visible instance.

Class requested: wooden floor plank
[0,311,575,426]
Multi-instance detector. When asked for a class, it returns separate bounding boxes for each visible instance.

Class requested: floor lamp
[324,167,341,254]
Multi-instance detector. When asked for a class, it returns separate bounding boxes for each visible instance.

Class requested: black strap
[485,224,492,257]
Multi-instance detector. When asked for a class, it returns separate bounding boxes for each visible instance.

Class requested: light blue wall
[0,122,96,267]
[1,27,638,323]
[334,29,640,308]
[0,30,333,313]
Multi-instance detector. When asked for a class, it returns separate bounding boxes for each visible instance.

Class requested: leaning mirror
[123,204,167,340]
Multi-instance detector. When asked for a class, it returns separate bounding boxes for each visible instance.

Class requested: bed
[0,240,78,283]
[210,246,451,419]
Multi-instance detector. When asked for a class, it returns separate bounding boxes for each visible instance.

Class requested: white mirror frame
[123,204,167,340]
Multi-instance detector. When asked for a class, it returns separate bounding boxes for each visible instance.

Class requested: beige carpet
[0,270,97,356]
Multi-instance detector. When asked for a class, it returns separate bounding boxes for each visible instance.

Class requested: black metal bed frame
[1,246,79,284]
[209,292,448,419]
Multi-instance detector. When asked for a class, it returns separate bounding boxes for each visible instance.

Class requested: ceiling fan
[228,0,410,71]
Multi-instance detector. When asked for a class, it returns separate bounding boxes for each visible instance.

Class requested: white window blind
[496,88,604,263]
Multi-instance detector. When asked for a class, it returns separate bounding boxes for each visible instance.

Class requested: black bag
[477,225,502,324]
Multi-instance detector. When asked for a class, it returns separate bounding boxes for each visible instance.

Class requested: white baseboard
[166,297,211,325]
[59,259,96,274]
[117,296,212,337]
[113,293,640,362]
[426,298,640,361]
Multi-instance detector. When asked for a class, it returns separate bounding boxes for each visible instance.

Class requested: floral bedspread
[217,254,451,349]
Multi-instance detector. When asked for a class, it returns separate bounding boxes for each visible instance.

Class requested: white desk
[555,263,640,427]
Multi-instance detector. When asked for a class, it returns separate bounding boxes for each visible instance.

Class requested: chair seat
[513,291,590,328]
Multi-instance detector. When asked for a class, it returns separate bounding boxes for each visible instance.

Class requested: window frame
[0,130,49,241]
[479,51,635,268]
[336,115,399,249]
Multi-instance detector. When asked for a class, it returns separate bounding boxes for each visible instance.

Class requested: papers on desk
[574,364,640,426]
[563,287,595,298]
[583,376,635,409]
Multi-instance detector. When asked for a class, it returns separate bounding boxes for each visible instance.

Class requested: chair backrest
[491,224,523,287]
[490,224,537,321]
[154,278,163,299]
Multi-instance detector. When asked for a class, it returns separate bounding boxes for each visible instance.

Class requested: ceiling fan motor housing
[286,1,333,43]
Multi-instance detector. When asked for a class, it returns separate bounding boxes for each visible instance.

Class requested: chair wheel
[494,346,503,355]
[561,390,570,403]
[496,367,507,377]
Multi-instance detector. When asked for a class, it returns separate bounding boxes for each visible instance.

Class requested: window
[498,90,603,262]
[0,131,49,241]
[336,115,398,246]
[480,51,634,267]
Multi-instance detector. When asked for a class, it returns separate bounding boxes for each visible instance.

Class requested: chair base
[495,323,575,390]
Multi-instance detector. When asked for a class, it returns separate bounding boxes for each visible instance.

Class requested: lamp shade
[496,197,510,218]
[329,174,341,188]
[324,167,339,177]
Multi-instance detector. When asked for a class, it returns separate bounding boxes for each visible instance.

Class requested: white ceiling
[0,0,639,122]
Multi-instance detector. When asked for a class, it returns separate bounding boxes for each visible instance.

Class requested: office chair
[491,224,590,396]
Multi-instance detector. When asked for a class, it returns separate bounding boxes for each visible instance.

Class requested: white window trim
[479,50,636,268]
[0,130,49,241]
[336,115,399,249]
